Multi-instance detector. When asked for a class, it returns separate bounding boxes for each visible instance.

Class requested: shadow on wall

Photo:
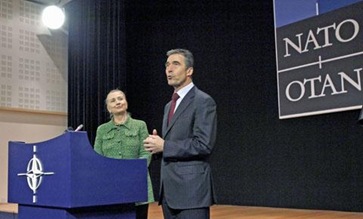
[37,28,68,82]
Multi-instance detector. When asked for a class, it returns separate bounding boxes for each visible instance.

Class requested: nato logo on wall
[274,0,363,119]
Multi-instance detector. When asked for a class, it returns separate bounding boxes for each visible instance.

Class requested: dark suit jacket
[160,86,217,209]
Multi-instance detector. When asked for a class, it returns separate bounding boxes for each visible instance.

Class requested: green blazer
[94,115,154,204]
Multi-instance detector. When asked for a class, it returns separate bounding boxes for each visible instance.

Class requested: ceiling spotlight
[41,5,65,29]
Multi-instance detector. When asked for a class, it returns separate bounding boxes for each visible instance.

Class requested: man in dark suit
[144,49,217,218]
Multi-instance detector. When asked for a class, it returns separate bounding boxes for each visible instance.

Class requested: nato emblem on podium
[17,145,55,203]
[8,131,147,219]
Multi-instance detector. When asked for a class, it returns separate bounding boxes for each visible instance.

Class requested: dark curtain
[67,0,126,144]
[65,0,363,212]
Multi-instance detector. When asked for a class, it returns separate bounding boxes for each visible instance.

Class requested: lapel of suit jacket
[162,101,171,136]
[163,86,196,137]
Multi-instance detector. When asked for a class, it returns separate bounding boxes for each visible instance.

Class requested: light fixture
[41,5,65,29]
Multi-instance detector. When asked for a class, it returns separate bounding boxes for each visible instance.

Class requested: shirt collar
[109,114,131,130]
[176,82,194,99]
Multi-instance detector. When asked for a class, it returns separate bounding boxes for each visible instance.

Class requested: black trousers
[161,197,210,219]
[136,204,149,219]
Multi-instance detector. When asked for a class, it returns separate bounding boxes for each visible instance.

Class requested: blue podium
[8,131,147,219]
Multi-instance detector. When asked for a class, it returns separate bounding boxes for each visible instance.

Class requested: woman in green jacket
[94,89,154,219]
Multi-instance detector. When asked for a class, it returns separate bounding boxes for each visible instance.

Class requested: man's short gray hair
[166,49,194,69]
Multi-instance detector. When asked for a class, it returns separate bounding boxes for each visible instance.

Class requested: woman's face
[106,90,128,115]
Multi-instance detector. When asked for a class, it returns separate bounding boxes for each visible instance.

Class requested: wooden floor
[149,202,363,219]
[1,202,363,218]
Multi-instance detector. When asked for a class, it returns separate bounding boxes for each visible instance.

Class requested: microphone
[75,124,84,132]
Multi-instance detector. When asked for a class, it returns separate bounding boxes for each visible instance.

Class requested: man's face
[165,54,193,90]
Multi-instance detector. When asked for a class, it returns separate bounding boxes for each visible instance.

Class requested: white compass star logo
[17,145,54,203]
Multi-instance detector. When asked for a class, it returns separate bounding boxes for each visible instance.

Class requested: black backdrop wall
[67,0,363,212]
